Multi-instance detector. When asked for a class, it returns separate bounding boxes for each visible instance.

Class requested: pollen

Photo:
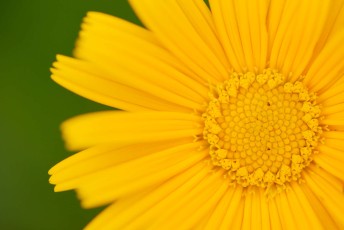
[202,69,322,189]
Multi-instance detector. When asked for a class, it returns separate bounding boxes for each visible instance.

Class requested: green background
[0,0,139,229]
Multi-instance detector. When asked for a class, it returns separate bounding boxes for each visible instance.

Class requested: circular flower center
[202,69,322,189]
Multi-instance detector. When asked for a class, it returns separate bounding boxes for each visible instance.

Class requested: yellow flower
[49,0,344,229]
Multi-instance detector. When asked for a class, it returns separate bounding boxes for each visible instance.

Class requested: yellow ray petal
[259,189,271,230]
[122,164,215,230]
[275,192,298,229]
[304,30,344,92]
[203,187,236,230]
[52,141,202,193]
[267,0,287,59]
[77,143,208,208]
[61,110,202,151]
[323,131,344,139]
[300,183,340,230]
[76,13,209,103]
[208,0,243,72]
[129,0,230,83]
[314,154,344,182]
[321,117,344,127]
[321,103,344,116]
[304,168,344,227]
[85,162,206,230]
[269,0,330,80]
[166,177,228,230]
[54,55,204,111]
[242,190,261,230]
[317,81,344,104]
[78,12,205,84]
[318,139,344,159]
[317,145,344,164]
[288,183,323,230]
[323,138,344,151]
[149,170,225,228]
[52,55,197,112]
[49,138,193,183]
[219,187,245,229]
[268,196,283,230]
[310,0,344,61]
[210,0,269,72]
[309,164,343,191]
[86,186,157,230]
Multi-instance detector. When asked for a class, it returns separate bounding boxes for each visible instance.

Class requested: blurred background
[0,0,140,229]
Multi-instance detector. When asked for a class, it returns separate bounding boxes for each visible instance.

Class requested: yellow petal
[268,196,283,230]
[304,30,344,93]
[85,162,207,229]
[275,192,298,229]
[318,145,344,164]
[310,0,344,58]
[317,81,344,104]
[269,0,330,80]
[118,164,215,230]
[242,191,258,230]
[321,102,344,116]
[49,138,193,183]
[61,110,202,151]
[77,142,207,208]
[218,187,245,229]
[52,55,199,112]
[259,189,271,230]
[322,131,344,139]
[76,12,209,103]
[287,183,324,229]
[210,0,269,72]
[300,182,340,230]
[321,117,344,127]
[129,0,230,84]
[314,154,344,182]
[319,138,344,152]
[203,187,237,229]
[304,167,344,228]
[165,176,228,229]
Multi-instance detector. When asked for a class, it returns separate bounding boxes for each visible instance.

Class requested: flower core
[203,69,322,189]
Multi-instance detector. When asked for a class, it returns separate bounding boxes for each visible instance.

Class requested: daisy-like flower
[49,0,344,229]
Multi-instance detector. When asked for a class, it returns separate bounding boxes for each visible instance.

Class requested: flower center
[202,69,322,189]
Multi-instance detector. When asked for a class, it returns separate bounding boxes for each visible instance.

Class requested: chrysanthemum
[49,0,344,229]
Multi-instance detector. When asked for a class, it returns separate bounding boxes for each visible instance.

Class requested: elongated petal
[149,170,226,229]
[311,0,344,57]
[49,138,193,184]
[52,55,201,113]
[76,142,207,208]
[61,111,202,151]
[322,103,344,116]
[76,12,209,103]
[314,144,344,181]
[85,162,208,229]
[210,0,269,72]
[269,0,330,80]
[300,183,340,230]
[129,0,230,84]
[304,167,344,227]
[218,187,245,229]
[322,131,344,140]
[203,187,237,229]
[304,30,344,92]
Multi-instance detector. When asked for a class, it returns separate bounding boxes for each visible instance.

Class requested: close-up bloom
[49,0,344,229]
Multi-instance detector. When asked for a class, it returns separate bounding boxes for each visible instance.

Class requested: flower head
[50,0,344,229]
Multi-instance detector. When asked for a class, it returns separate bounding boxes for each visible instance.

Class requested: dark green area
[0,0,138,229]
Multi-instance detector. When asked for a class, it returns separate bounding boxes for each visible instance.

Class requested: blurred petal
[129,0,231,84]
[61,111,202,151]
